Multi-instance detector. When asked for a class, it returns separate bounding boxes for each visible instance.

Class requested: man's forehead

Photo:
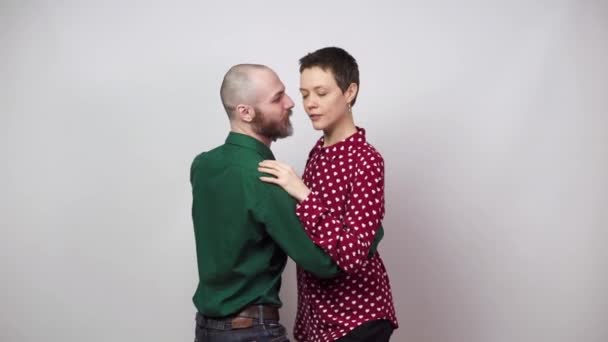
[254,71,284,97]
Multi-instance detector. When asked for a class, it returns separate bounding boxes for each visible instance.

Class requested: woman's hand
[258,160,311,202]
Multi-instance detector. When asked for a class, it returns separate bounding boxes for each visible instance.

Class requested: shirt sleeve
[254,178,342,279]
[295,152,385,273]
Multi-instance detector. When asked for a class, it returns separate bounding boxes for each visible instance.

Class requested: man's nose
[285,94,295,109]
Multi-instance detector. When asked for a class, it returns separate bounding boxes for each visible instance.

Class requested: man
[190,64,341,341]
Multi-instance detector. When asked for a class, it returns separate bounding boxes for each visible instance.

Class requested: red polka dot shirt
[293,128,398,341]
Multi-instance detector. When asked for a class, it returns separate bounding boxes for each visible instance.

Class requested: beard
[251,108,293,141]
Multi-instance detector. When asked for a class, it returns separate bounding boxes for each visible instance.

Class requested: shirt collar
[309,127,367,159]
[225,132,275,160]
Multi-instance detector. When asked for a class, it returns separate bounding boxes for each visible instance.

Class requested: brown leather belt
[231,305,279,329]
[237,305,279,320]
[199,305,280,330]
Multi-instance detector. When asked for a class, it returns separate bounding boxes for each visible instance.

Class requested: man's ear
[236,104,254,122]
[345,83,358,104]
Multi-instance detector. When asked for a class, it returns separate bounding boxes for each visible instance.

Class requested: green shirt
[190,132,341,317]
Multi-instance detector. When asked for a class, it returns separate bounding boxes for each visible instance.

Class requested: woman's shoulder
[354,141,384,163]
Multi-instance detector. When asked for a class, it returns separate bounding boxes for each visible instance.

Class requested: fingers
[259,160,290,170]
[259,176,278,184]
[257,166,279,176]
[259,160,278,168]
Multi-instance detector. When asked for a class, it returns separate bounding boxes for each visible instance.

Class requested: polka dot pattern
[293,128,398,341]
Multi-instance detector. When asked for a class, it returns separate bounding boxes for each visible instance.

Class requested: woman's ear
[345,83,358,105]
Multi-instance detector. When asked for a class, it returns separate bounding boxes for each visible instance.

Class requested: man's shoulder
[190,150,270,197]
[192,144,263,168]
[191,144,222,165]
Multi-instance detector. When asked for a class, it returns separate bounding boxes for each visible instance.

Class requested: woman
[259,47,398,342]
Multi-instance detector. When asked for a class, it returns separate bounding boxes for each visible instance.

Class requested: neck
[230,122,272,147]
[323,114,357,147]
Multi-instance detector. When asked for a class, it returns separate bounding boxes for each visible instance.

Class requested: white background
[1,1,606,341]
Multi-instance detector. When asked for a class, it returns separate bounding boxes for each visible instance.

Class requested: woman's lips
[309,114,322,121]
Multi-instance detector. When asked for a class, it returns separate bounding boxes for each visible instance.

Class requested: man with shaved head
[219,64,294,142]
[190,64,340,341]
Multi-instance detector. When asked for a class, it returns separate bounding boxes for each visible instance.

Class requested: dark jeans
[335,319,394,342]
[194,312,289,342]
